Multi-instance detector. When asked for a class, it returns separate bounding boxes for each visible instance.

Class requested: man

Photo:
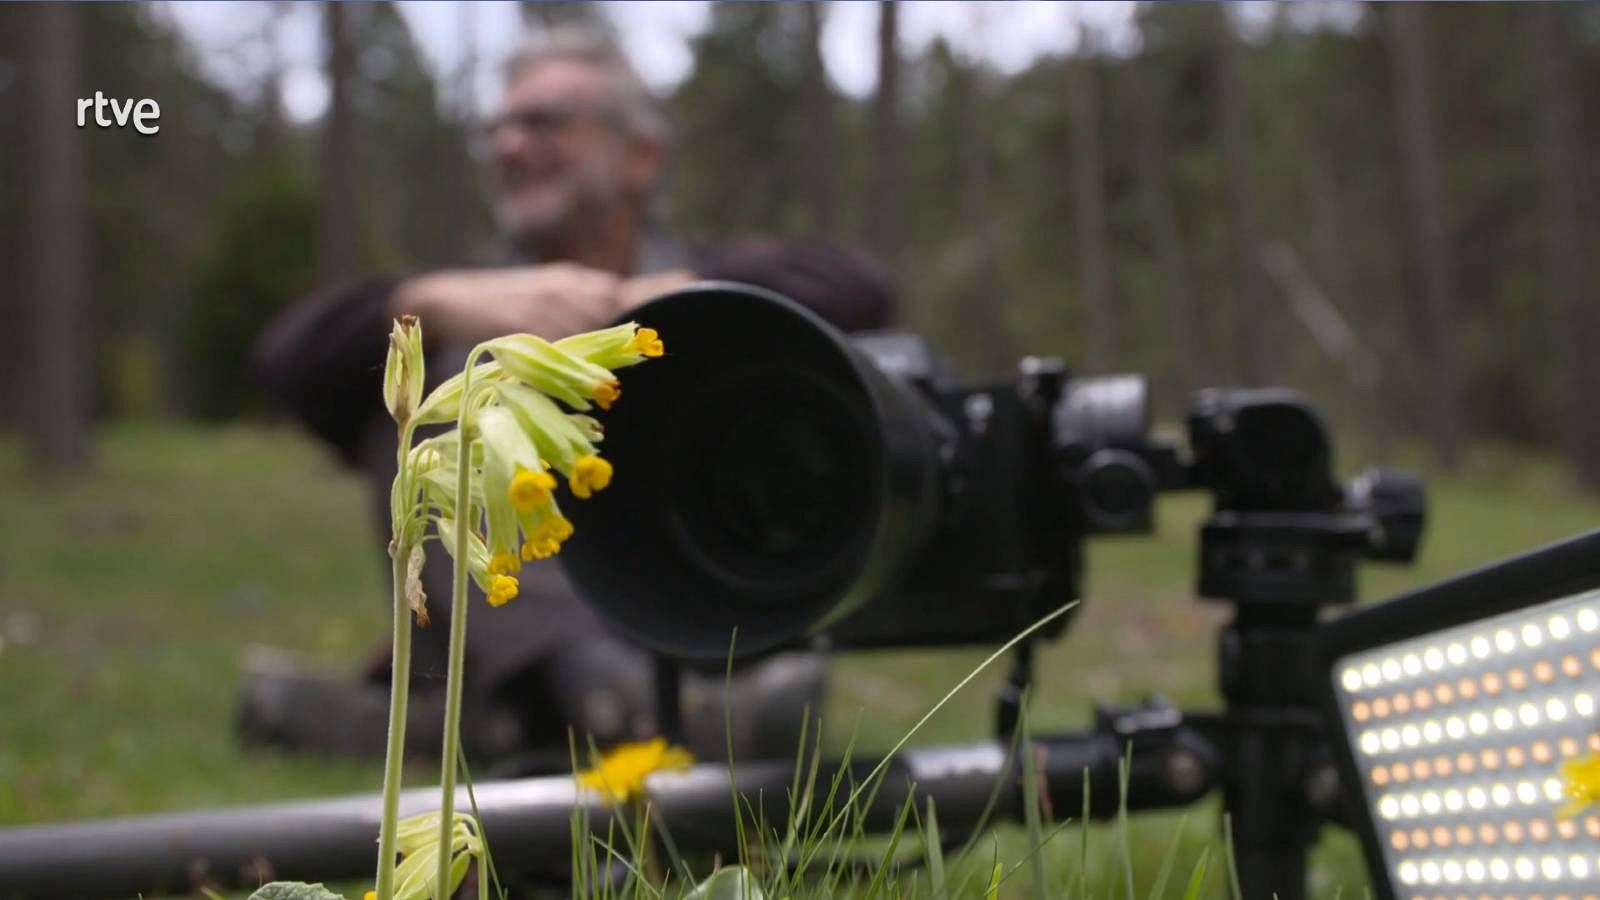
[247,29,894,766]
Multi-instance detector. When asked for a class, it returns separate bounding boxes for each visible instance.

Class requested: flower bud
[383,316,426,425]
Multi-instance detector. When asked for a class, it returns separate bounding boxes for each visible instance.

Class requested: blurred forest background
[4,5,1600,892]
[3,1,1600,483]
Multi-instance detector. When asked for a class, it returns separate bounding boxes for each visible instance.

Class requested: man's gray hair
[504,27,671,144]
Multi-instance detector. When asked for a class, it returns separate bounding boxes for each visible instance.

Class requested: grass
[3,421,1600,896]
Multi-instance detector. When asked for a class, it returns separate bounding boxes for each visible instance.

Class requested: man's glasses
[483,104,625,142]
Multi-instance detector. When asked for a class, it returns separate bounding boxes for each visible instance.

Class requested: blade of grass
[947,706,1028,868]
[861,782,919,900]
[922,796,946,897]
[1222,812,1243,900]
[1077,765,1091,900]
[1018,699,1047,900]
[984,838,1002,900]
[585,833,662,900]
[456,747,505,900]
[1144,814,1187,900]
[1180,847,1211,900]
[796,603,1077,874]
[721,630,751,882]
[1117,742,1134,900]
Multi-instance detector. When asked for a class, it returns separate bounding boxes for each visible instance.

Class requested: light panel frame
[1318,529,1600,900]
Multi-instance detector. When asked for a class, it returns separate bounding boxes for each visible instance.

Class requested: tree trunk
[1064,25,1116,373]
[316,1,362,284]
[1528,4,1600,489]
[800,2,839,235]
[1131,59,1202,394]
[1387,2,1464,468]
[956,13,1013,374]
[1213,6,1270,385]
[867,1,903,270]
[19,2,92,469]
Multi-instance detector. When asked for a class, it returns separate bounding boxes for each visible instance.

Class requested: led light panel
[1332,582,1600,899]
[1320,531,1600,900]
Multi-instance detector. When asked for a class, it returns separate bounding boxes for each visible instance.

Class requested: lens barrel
[560,283,943,663]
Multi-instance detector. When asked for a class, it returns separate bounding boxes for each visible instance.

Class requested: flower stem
[436,358,482,899]
[374,547,413,900]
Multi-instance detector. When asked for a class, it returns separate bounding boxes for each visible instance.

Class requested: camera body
[824,334,1179,649]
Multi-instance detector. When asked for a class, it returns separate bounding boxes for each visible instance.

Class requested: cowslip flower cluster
[388,322,664,615]
[373,316,662,900]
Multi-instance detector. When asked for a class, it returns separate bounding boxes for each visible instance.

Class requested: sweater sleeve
[685,238,897,332]
[252,277,399,465]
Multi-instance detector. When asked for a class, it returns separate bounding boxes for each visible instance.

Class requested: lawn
[2,422,1597,896]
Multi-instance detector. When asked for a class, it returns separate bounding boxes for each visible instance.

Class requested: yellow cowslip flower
[486,574,519,607]
[477,407,542,563]
[554,322,665,369]
[485,334,620,412]
[576,738,694,805]
[520,514,574,561]
[593,380,621,411]
[487,551,520,577]
[508,466,556,513]
[364,892,376,900]
[495,382,600,478]
[1558,751,1600,818]
[383,316,425,426]
[628,327,664,357]
[570,455,613,499]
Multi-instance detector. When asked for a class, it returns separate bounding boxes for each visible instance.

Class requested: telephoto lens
[560,282,944,663]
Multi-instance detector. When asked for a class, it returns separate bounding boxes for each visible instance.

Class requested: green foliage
[182,162,317,419]
[668,2,812,236]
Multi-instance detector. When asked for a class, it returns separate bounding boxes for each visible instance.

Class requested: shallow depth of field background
[3,3,1600,897]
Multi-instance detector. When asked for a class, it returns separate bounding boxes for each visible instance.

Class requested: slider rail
[0,712,1228,899]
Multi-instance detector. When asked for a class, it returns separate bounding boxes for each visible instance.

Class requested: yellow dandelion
[576,738,694,805]
[570,455,613,499]
[508,467,556,512]
[1558,751,1600,818]
[486,574,519,607]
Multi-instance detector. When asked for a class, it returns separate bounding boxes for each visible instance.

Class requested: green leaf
[683,866,766,900]
[247,883,346,900]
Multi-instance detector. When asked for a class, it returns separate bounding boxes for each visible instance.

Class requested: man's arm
[253,277,399,464]
[253,266,638,464]
[253,242,894,463]
[685,238,897,333]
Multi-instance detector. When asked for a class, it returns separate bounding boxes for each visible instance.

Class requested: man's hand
[617,269,695,311]
[391,264,630,344]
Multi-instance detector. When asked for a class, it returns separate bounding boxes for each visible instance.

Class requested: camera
[560,283,1424,664]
